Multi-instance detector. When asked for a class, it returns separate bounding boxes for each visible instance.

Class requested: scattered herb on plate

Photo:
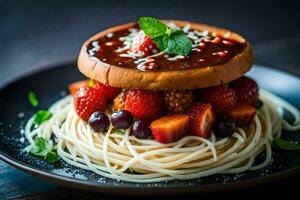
[24,137,58,163]
[28,91,39,107]
[112,128,126,135]
[273,138,300,150]
[34,110,53,125]
[138,16,192,56]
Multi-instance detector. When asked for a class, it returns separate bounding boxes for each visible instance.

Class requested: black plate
[0,63,300,195]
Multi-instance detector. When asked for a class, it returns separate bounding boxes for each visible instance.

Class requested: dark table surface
[1,0,300,199]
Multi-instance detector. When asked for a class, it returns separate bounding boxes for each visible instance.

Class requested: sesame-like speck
[106,33,114,38]
[18,112,25,118]
[20,137,25,143]
[60,91,67,97]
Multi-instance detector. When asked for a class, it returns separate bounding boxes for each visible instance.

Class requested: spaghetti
[24,90,300,183]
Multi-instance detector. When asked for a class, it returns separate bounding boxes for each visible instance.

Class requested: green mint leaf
[138,16,167,38]
[34,110,52,125]
[28,137,58,163]
[273,138,300,150]
[112,128,126,135]
[152,34,169,50]
[165,30,192,56]
[28,91,39,107]
[138,16,192,56]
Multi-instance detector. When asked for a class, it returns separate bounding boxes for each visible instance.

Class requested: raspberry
[94,81,121,101]
[130,30,158,56]
[112,90,127,111]
[74,87,107,121]
[200,85,237,116]
[231,76,259,106]
[125,89,164,120]
[164,90,194,114]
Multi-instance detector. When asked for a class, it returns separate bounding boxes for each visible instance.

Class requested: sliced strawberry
[68,80,89,96]
[187,102,215,138]
[130,30,158,56]
[200,84,237,117]
[150,114,190,143]
[226,103,256,126]
[231,76,259,106]
[74,87,107,121]
[125,89,164,120]
[94,81,122,101]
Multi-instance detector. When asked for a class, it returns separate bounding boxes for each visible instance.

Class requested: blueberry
[254,99,263,109]
[88,112,110,132]
[111,110,133,129]
[214,118,236,137]
[132,119,152,139]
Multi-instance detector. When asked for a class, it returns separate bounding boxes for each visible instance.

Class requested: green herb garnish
[28,91,39,107]
[273,138,300,150]
[25,137,58,163]
[138,16,192,56]
[112,128,126,135]
[34,110,53,125]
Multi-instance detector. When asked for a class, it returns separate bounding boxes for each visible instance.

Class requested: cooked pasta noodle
[24,90,300,183]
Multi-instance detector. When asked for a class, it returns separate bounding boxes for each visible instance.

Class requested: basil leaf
[28,137,58,163]
[165,30,192,56]
[273,138,300,150]
[28,91,39,107]
[138,16,167,38]
[34,110,52,125]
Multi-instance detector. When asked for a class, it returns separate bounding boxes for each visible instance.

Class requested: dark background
[0,0,300,199]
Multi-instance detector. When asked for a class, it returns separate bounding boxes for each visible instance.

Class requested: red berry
[187,102,215,138]
[74,87,107,121]
[94,81,121,101]
[200,85,237,116]
[226,103,256,126]
[130,31,158,56]
[68,80,89,96]
[150,114,190,143]
[231,76,259,106]
[125,89,164,120]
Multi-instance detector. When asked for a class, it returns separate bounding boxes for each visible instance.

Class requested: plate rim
[1,63,300,194]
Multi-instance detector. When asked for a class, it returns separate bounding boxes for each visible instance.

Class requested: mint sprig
[25,137,58,163]
[34,110,53,125]
[273,138,300,151]
[138,16,192,56]
[28,91,39,107]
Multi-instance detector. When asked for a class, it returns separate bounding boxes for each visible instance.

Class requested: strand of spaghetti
[250,142,272,170]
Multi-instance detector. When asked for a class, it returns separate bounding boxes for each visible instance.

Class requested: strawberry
[231,76,259,106]
[130,30,158,56]
[226,103,256,126]
[150,114,190,143]
[68,80,89,96]
[94,81,121,101]
[187,102,215,138]
[74,87,107,121]
[200,85,237,116]
[125,89,164,120]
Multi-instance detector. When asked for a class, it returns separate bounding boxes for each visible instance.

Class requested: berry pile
[164,90,194,114]
[69,75,260,144]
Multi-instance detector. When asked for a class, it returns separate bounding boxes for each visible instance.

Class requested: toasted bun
[77,20,253,90]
